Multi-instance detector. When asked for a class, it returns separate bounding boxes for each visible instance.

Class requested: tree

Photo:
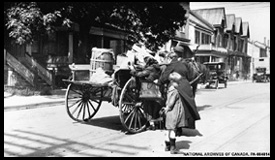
[4,2,187,51]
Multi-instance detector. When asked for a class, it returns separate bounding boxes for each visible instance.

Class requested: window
[201,32,211,44]
[260,49,267,57]
[195,30,211,45]
[195,30,200,44]
[234,36,238,51]
[201,33,205,44]
[197,56,210,64]
[56,31,68,56]
[44,31,69,56]
[223,34,228,48]
[217,34,221,47]
[230,36,234,50]
[206,34,211,44]
[238,39,243,52]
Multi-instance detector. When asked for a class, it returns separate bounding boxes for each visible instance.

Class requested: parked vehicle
[253,57,270,82]
[253,67,269,82]
[203,62,228,89]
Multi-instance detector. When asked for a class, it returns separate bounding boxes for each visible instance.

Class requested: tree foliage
[4,2,187,51]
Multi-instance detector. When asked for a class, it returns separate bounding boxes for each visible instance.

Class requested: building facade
[191,8,228,64]
[248,40,270,78]
[4,23,129,88]
[5,2,257,88]
[161,5,251,81]
[189,8,251,80]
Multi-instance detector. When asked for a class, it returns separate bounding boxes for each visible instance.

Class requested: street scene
[4,2,270,157]
[4,81,270,157]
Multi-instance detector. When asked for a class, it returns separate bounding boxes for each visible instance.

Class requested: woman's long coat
[165,85,186,130]
[159,59,201,129]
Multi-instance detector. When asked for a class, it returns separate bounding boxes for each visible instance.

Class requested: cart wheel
[119,77,148,134]
[65,83,103,122]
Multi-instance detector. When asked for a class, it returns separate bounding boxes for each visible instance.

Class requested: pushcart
[63,48,164,134]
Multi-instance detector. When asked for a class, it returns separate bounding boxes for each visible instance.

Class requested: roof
[234,17,243,34]
[225,14,235,31]
[192,7,227,28]
[242,22,250,37]
[248,40,269,50]
[189,11,215,31]
[254,41,268,49]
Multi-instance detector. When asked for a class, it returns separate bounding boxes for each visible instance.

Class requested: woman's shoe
[169,138,183,154]
[164,141,170,151]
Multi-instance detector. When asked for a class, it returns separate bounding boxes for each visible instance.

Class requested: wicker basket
[90,48,114,76]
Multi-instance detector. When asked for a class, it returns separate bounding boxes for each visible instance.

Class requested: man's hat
[173,45,185,55]
[173,43,195,58]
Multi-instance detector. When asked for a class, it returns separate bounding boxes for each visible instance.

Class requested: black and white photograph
[4,2,270,157]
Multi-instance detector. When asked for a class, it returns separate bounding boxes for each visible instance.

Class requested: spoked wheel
[119,77,148,134]
[65,83,103,122]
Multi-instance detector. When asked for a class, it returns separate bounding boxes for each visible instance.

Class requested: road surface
[4,81,270,157]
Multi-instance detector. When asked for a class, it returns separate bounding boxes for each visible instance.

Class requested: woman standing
[159,51,201,154]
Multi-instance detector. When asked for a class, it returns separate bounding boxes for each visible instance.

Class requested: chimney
[264,37,266,45]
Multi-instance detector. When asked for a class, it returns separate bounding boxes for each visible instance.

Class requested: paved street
[4,81,270,157]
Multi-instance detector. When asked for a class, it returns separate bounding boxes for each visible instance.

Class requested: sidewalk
[4,89,66,112]
[227,79,252,84]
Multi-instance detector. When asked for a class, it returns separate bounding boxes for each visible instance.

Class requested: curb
[4,100,65,112]
[228,81,252,85]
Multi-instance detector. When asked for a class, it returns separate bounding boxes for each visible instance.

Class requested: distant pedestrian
[236,71,239,80]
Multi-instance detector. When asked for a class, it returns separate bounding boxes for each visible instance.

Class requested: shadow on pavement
[176,140,192,150]
[81,109,208,135]
[83,115,125,132]
[180,128,203,137]
[197,105,212,112]
[4,129,143,157]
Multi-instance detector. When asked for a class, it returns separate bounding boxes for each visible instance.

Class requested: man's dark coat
[159,59,201,129]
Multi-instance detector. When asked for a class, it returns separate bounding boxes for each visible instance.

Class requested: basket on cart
[90,48,114,77]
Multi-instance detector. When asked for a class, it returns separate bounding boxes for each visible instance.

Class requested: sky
[190,2,270,45]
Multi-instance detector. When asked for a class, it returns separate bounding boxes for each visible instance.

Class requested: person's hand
[128,62,135,70]
[129,63,137,75]
[164,107,170,113]
[159,107,169,116]
[130,69,136,76]
[159,107,166,116]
